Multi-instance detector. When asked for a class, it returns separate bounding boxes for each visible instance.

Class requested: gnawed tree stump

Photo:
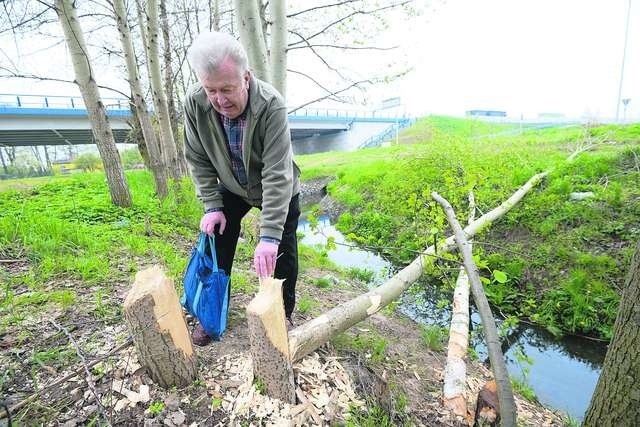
[246,278,296,404]
[124,266,197,388]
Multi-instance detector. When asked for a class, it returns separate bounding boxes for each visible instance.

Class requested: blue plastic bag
[181,233,230,340]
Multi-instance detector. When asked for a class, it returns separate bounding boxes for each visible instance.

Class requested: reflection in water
[298,216,607,421]
[297,215,392,285]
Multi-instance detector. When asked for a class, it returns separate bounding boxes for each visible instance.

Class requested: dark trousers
[214,191,300,317]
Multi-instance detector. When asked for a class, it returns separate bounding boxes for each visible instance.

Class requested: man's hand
[200,211,226,236]
[254,240,279,278]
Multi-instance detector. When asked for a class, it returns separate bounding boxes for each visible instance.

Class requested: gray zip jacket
[183,76,300,240]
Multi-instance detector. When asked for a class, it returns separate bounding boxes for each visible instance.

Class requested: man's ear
[243,70,251,87]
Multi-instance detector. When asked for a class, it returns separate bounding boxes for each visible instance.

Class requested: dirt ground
[0,266,565,426]
[0,180,566,425]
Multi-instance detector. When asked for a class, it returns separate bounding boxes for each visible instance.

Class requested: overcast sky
[1,0,638,121]
[378,0,640,120]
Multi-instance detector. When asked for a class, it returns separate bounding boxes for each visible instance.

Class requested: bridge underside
[0,128,132,147]
[0,127,345,147]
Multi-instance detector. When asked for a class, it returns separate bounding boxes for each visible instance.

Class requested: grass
[297,296,317,315]
[419,325,448,351]
[0,171,201,336]
[510,376,537,402]
[332,331,389,363]
[296,116,640,339]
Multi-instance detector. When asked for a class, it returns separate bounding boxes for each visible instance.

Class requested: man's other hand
[254,240,279,278]
[200,211,226,235]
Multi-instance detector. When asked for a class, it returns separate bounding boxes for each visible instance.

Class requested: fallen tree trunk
[443,191,475,417]
[433,191,516,427]
[289,172,548,362]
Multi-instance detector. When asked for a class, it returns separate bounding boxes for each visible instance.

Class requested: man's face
[200,57,250,119]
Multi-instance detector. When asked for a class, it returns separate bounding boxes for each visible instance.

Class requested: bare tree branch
[288,29,348,80]
[288,78,374,114]
[0,67,131,98]
[286,0,361,19]
[287,43,397,51]
[288,0,413,47]
[287,69,346,103]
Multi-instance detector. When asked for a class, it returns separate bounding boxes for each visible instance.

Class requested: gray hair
[187,31,249,78]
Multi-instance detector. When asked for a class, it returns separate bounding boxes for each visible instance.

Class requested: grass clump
[419,325,448,351]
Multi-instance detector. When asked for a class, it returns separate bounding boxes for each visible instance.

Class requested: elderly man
[184,31,300,346]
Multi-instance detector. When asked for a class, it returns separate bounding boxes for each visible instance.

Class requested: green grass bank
[297,116,640,340]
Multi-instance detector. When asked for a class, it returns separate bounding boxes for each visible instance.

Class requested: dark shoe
[192,324,212,347]
[286,315,294,332]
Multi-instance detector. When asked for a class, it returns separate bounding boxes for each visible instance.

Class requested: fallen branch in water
[433,191,516,427]
[442,191,475,418]
[288,172,548,362]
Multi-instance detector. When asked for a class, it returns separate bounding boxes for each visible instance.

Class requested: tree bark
[288,173,548,362]
[124,266,198,388]
[113,0,169,199]
[145,0,181,180]
[443,191,475,417]
[0,148,7,174]
[269,0,287,98]
[247,278,296,404]
[159,0,188,176]
[209,0,220,30]
[234,0,271,82]
[432,191,516,427]
[54,0,132,207]
[584,240,640,426]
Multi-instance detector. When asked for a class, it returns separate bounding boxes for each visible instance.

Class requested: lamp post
[616,0,632,122]
[622,98,631,123]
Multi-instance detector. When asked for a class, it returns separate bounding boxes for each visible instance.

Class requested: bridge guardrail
[0,94,130,111]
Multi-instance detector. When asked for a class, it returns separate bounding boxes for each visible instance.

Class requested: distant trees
[73,153,102,172]
[583,240,640,426]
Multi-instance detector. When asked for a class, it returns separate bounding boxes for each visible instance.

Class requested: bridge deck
[0,94,408,147]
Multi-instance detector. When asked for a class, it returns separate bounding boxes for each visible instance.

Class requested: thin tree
[159,0,188,175]
[112,0,168,198]
[268,0,287,98]
[54,0,132,207]
[143,0,182,180]
[583,240,640,426]
[234,0,271,82]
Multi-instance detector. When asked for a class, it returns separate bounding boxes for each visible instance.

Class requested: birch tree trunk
[113,0,168,199]
[0,149,7,174]
[54,0,132,207]
[269,0,287,98]
[145,0,181,180]
[159,0,188,176]
[443,191,475,417]
[584,240,640,426]
[234,0,271,82]
[288,173,548,362]
[209,0,220,30]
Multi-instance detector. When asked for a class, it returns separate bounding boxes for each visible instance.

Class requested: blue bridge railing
[0,93,130,111]
[1,94,409,121]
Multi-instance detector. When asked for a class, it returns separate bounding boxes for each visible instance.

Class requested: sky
[379,0,640,120]
[1,0,638,121]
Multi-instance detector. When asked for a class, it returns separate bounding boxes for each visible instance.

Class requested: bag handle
[198,232,220,273]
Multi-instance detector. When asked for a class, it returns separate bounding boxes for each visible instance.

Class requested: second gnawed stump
[246,278,296,404]
[124,266,198,388]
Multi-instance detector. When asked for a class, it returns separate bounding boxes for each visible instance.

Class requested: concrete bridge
[0,94,406,147]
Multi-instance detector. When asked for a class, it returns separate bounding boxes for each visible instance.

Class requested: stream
[297,215,607,422]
